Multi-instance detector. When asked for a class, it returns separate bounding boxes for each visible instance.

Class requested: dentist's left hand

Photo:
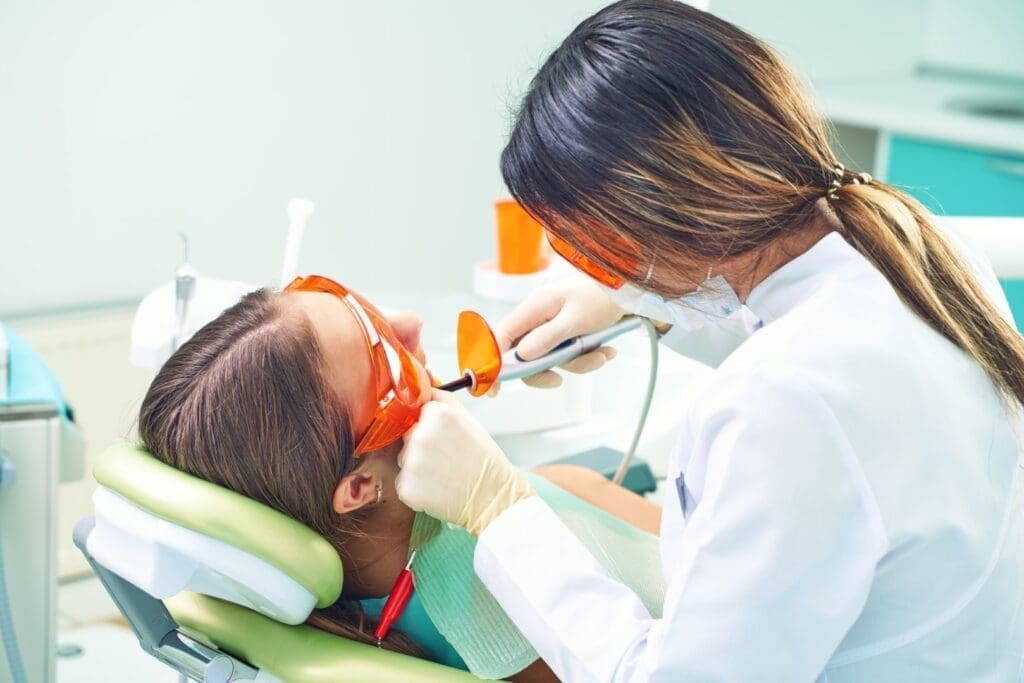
[396,389,535,536]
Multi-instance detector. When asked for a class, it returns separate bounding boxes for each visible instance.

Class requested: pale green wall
[4,1,1018,317]
[923,0,1024,79]
[713,0,1023,84]
[0,1,608,317]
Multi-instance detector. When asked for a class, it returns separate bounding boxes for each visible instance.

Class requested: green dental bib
[409,472,664,680]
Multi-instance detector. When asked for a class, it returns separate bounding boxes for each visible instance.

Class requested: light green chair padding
[94,443,343,608]
[96,442,478,681]
[167,593,479,683]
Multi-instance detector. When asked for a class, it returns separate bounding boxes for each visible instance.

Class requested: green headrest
[168,593,478,682]
[94,443,343,609]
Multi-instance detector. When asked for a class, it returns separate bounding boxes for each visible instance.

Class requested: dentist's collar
[744,231,860,324]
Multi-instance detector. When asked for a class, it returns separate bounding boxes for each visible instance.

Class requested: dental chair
[76,442,659,682]
[74,443,478,682]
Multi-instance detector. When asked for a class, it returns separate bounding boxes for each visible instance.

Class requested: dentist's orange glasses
[285,275,427,457]
[545,230,637,291]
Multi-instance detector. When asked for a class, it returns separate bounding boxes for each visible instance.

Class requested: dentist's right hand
[493,275,627,389]
[396,389,535,536]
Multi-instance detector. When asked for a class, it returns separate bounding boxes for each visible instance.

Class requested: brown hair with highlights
[138,289,423,657]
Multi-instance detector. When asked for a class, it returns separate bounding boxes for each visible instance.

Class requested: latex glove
[385,311,427,365]
[396,389,535,536]
[492,275,626,390]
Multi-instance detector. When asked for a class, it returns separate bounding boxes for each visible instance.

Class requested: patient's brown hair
[138,289,423,657]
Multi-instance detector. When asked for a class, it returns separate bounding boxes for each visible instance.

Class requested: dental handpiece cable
[441,316,661,487]
[611,318,659,485]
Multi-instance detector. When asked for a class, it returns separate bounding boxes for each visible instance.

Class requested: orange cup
[495,199,549,275]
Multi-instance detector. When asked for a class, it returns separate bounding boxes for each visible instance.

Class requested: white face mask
[604,275,763,368]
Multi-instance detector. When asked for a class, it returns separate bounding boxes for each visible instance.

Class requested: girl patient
[138,275,660,682]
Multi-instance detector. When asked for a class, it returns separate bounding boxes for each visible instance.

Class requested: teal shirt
[360,591,468,671]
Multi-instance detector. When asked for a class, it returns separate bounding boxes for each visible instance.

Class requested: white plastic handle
[279,198,316,289]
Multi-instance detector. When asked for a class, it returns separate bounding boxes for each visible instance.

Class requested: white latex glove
[395,389,535,536]
[492,275,627,390]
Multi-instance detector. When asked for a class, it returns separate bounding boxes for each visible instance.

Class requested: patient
[138,278,660,682]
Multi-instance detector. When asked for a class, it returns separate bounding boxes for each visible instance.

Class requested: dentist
[397,2,1024,680]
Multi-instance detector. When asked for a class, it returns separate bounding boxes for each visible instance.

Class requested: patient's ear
[332,471,380,515]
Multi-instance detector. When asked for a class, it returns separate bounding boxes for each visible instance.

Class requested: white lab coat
[474,231,1024,682]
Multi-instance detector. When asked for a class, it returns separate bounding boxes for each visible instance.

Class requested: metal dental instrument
[172,232,198,351]
[440,316,644,393]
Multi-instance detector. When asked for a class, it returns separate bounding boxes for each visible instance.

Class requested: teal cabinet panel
[1000,279,1024,332]
[886,136,1024,216]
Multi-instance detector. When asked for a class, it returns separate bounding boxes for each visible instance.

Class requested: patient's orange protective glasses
[285,275,427,457]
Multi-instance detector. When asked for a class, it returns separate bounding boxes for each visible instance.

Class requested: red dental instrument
[374,551,416,645]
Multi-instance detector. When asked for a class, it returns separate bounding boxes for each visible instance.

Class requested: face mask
[604,275,763,368]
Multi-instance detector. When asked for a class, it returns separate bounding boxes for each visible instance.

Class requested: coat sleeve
[474,368,889,682]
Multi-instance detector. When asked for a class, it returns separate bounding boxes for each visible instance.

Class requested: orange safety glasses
[284,275,428,457]
[545,230,638,291]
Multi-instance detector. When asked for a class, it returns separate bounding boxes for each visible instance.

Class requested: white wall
[0,0,607,317]
[713,0,1024,85]
[4,1,1019,318]
[923,0,1024,80]
[711,0,931,84]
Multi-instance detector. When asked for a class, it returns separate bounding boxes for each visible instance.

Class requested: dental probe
[374,551,417,646]
[440,316,643,393]
[172,232,197,351]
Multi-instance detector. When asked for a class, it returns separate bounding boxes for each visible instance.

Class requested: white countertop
[816,73,1024,156]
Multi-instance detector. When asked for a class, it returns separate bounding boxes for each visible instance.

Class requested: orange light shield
[456,311,502,397]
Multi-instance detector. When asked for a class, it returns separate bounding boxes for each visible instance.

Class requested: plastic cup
[495,199,549,274]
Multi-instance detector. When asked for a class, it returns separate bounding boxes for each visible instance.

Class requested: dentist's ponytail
[828,178,1024,403]
[501,0,1024,405]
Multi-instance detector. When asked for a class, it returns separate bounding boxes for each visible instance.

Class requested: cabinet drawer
[886,136,1024,216]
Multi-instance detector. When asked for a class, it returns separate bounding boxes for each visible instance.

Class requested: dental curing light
[440,313,645,395]
[439,311,660,487]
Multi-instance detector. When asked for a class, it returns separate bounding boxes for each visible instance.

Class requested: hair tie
[826,163,872,200]
[826,163,844,200]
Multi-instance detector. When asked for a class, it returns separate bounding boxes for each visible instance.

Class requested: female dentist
[397,2,1024,680]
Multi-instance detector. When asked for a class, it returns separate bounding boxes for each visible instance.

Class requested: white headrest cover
[88,485,316,625]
